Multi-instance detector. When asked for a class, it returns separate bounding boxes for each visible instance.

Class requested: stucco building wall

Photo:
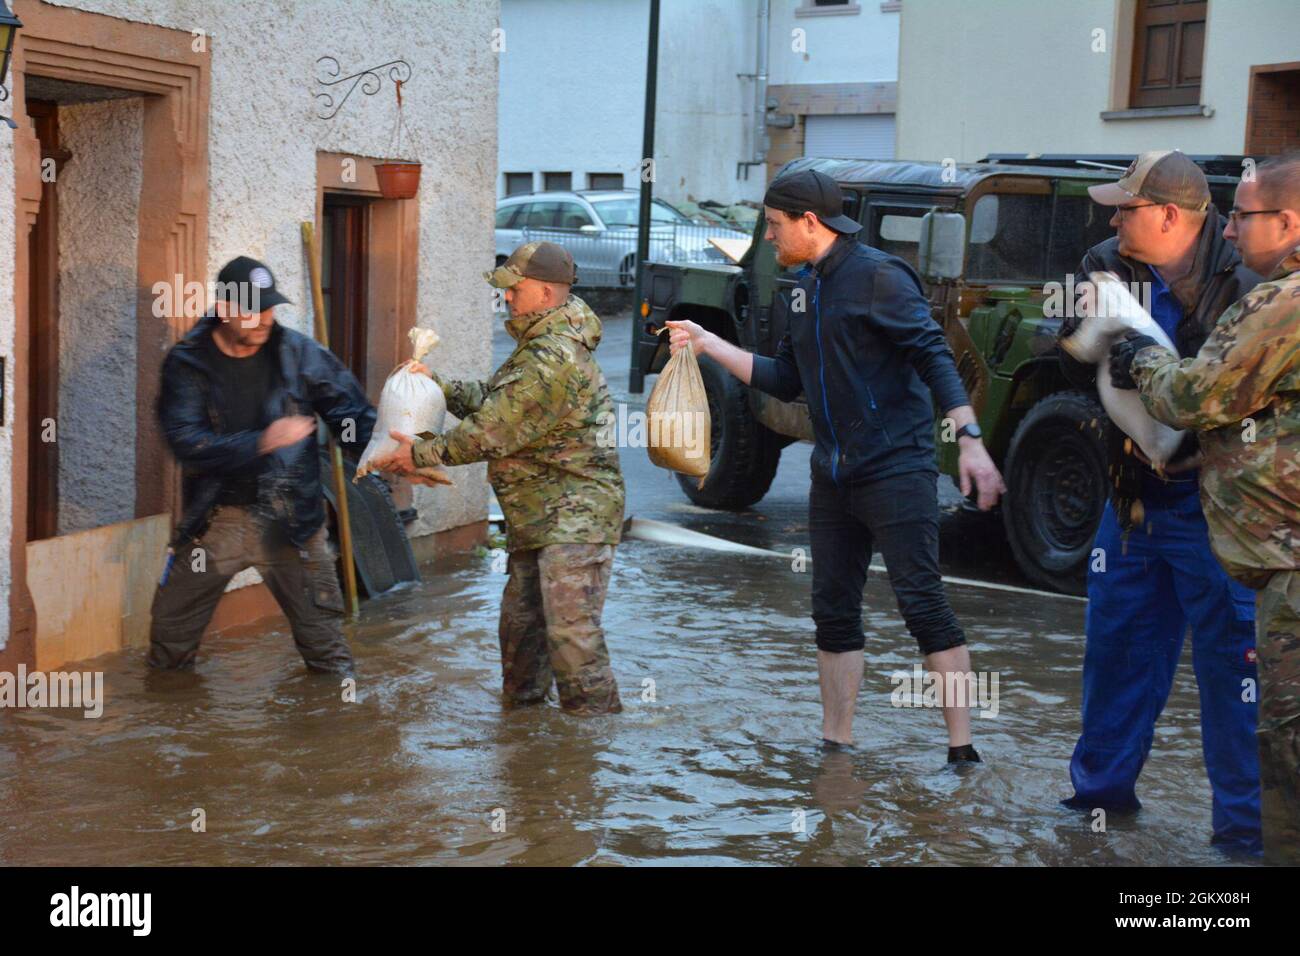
[0,0,500,651]
[56,96,144,535]
[499,0,765,206]
[897,0,1300,162]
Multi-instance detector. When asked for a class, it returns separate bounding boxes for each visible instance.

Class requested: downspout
[736,0,769,180]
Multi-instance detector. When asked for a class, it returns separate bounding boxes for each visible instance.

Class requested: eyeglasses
[1227,208,1283,225]
[1113,202,1162,222]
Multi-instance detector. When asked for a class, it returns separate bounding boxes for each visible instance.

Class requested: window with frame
[866,202,926,270]
[504,172,533,196]
[587,172,624,190]
[1130,0,1206,109]
[544,171,572,191]
[796,0,861,15]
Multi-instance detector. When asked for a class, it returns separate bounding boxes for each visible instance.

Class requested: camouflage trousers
[1257,570,1300,864]
[498,543,621,714]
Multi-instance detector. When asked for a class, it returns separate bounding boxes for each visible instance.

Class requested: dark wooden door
[26,100,68,542]
[321,194,370,390]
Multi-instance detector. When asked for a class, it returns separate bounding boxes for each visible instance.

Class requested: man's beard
[775,245,809,267]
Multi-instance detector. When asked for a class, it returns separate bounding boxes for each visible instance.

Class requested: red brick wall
[1246,66,1300,156]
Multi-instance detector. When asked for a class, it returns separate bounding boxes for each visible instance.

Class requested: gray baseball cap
[1088,150,1211,212]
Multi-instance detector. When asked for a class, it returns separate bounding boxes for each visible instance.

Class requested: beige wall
[898,0,1300,162]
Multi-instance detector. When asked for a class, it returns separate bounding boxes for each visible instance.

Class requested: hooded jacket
[414,295,625,552]
[158,314,376,548]
[749,235,970,486]
[1058,207,1262,526]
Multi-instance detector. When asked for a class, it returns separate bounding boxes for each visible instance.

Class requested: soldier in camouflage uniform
[1113,152,1300,864]
[374,241,626,715]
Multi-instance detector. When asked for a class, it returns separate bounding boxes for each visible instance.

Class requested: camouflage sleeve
[415,344,578,467]
[1133,287,1299,429]
[430,371,490,419]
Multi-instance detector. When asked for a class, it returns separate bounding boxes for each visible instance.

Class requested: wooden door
[321,193,370,390]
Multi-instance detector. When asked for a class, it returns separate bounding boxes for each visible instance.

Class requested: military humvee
[632,155,1247,594]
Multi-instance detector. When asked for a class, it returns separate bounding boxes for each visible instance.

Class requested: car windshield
[590,198,689,227]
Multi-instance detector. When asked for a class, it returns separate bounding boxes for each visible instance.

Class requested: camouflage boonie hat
[1088,150,1211,212]
[485,241,578,288]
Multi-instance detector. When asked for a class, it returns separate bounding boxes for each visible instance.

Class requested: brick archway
[3,0,210,669]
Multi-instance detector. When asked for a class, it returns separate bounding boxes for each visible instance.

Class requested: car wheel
[675,354,782,509]
[1001,390,1108,595]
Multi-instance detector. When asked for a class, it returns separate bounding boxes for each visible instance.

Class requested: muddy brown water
[0,537,1253,866]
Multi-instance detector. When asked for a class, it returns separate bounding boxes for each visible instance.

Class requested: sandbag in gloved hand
[1108,333,1159,390]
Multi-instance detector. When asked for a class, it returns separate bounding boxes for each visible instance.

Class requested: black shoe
[1059,795,1141,815]
[820,738,855,752]
[947,743,981,764]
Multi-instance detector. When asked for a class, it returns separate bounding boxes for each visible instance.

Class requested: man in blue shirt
[1056,151,1264,853]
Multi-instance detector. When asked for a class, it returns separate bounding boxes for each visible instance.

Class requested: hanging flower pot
[375,161,421,199]
[377,77,422,199]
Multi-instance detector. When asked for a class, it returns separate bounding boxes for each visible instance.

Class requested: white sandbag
[355,327,449,482]
[1061,271,1187,470]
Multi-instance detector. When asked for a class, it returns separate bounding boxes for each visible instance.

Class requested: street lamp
[0,1,22,129]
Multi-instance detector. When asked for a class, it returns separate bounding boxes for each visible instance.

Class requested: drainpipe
[736,0,769,180]
[628,0,660,395]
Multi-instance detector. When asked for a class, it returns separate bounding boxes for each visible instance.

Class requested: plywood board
[28,514,171,670]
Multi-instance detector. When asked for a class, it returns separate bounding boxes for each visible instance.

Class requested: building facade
[897,0,1300,163]
[0,0,499,670]
[497,0,902,207]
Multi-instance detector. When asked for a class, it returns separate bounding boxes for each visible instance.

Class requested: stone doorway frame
[4,0,210,668]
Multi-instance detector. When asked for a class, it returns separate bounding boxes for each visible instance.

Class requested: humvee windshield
[849,177,1238,285]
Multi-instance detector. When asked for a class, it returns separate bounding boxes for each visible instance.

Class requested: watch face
[960,423,982,439]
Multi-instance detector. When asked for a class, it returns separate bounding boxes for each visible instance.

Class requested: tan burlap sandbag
[646,330,711,488]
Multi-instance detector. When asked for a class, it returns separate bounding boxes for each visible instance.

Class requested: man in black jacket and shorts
[667,169,1005,760]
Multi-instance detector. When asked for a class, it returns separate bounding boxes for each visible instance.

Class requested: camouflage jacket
[413,295,625,552]
[1132,245,1300,586]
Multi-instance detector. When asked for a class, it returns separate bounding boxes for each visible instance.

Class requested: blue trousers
[1066,497,1262,853]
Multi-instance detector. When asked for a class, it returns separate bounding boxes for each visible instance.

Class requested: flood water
[0,535,1252,867]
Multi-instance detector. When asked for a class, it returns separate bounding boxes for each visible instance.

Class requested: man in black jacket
[148,256,376,676]
[667,169,1005,760]
[1055,152,1263,854]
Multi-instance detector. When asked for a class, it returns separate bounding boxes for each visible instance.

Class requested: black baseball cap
[215,255,291,312]
[763,169,861,234]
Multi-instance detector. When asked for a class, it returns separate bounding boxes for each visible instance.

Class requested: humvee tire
[675,354,782,509]
[1001,390,1108,595]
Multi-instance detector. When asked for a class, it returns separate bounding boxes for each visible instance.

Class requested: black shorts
[809,469,966,656]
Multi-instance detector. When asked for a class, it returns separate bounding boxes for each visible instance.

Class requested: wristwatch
[955,423,982,441]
